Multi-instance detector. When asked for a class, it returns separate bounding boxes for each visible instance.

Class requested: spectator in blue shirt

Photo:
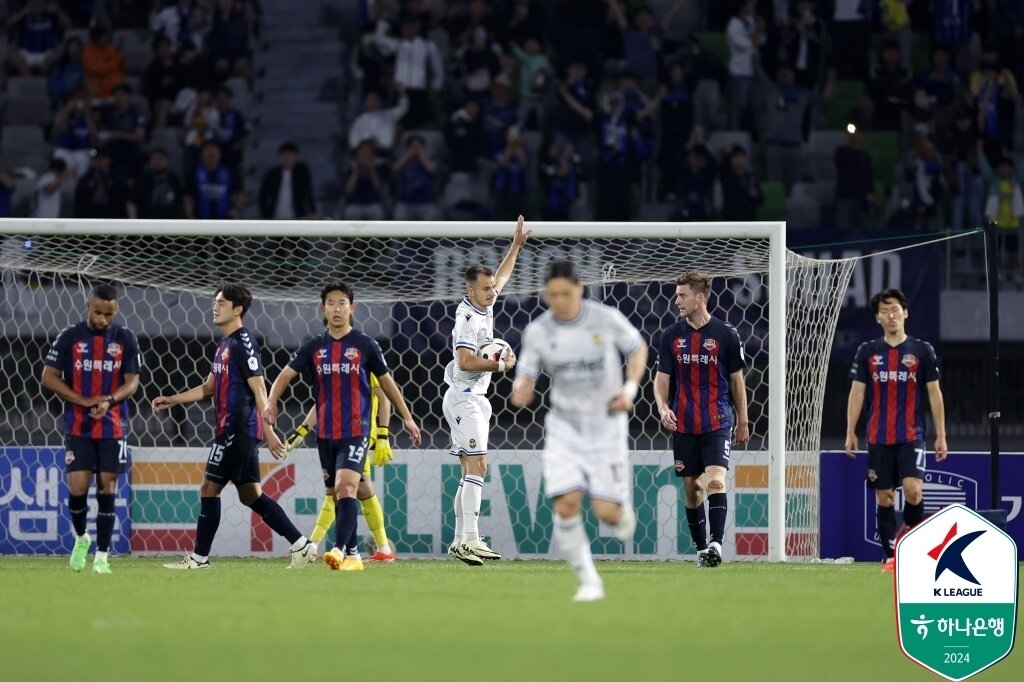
[393,134,440,220]
[214,85,249,175]
[53,88,98,179]
[492,126,529,220]
[541,140,581,221]
[5,0,71,76]
[102,84,147,182]
[480,73,519,158]
[185,141,241,219]
[342,140,385,220]
[49,37,85,107]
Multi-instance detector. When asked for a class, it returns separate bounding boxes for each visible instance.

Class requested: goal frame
[0,218,789,562]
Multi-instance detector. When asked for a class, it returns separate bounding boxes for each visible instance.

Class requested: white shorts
[442,389,491,457]
[542,411,630,504]
[19,49,53,68]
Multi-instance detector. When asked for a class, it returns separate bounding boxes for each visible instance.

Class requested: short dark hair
[465,265,494,283]
[870,288,908,313]
[90,284,117,301]
[49,157,68,172]
[320,280,354,305]
[545,260,579,284]
[279,141,298,154]
[215,282,253,317]
[216,85,232,98]
[676,271,711,297]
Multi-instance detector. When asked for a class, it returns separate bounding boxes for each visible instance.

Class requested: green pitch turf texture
[1,558,1019,682]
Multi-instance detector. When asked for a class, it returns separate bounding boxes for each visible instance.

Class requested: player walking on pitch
[846,288,947,571]
[653,272,749,568]
[265,281,422,571]
[154,283,317,569]
[41,284,141,574]
[511,261,647,601]
[444,215,531,565]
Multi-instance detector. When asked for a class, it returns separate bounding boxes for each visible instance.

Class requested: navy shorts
[64,435,128,474]
[317,436,369,487]
[672,429,731,478]
[204,432,261,486]
[867,441,926,490]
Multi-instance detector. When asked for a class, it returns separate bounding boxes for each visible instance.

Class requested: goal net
[0,220,855,561]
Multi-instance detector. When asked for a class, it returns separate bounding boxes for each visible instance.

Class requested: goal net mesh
[0,225,855,560]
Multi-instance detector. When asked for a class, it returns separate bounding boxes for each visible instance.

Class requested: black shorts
[64,435,128,474]
[672,429,731,478]
[867,441,926,490]
[204,432,261,486]
[317,436,370,487]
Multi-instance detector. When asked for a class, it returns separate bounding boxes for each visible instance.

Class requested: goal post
[0,218,849,562]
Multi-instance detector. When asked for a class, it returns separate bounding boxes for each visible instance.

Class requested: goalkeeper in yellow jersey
[282,373,398,563]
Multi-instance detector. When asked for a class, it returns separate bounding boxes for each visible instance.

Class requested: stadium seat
[804,130,845,181]
[758,181,785,221]
[225,76,254,113]
[1,125,47,171]
[696,32,729,69]
[693,79,723,130]
[787,182,821,230]
[860,131,899,189]
[824,80,865,130]
[2,77,50,126]
[707,130,753,159]
[115,29,154,76]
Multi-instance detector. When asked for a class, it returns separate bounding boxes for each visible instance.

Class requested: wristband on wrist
[497,359,507,372]
[622,381,639,401]
[106,394,116,405]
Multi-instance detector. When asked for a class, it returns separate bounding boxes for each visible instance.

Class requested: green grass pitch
[1,558,1019,682]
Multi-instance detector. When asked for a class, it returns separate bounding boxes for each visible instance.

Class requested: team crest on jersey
[316,348,328,359]
[344,347,360,361]
[674,460,685,472]
[872,355,885,366]
[65,450,75,465]
[221,347,230,361]
[76,342,88,354]
[469,438,477,448]
[902,354,919,369]
[592,334,602,346]
[703,338,718,351]
[107,343,122,358]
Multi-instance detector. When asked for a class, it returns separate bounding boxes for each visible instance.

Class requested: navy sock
[707,492,728,546]
[903,501,925,528]
[195,497,221,556]
[347,521,360,556]
[68,494,88,536]
[249,494,302,544]
[334,497,359,553]
[877,505,897,559]
[96,493,116,552]
[684,505,708,551]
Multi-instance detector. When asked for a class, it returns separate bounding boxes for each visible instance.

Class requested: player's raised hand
[934,435,949,462]
[265,428,287,459]
[659,405,677,431]
[844,433,859,458]
[512,214,532,247]
[152,396,174,412]
[403,417,423,447]
[733,421,750,445]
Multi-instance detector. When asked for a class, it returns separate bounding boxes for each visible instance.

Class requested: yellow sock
[310,494,335,544]
[361,494,390,552]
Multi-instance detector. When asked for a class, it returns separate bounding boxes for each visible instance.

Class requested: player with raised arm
[154,283,317,569]
[511,261,647,602]
[41,284,141,574]
[846,288,948,572]
[284,373,397,562]
[265,281,422,571]
[653,272,749,568]
[444,215,531,565]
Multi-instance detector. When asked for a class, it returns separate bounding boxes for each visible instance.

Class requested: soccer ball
[478,338,511,362]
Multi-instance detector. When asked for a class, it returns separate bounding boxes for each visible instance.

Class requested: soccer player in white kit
[511,261,648,602]
[444,215,531,565]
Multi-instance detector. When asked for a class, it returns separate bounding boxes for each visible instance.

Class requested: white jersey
[517,300,644,415]
[444,296,496,395]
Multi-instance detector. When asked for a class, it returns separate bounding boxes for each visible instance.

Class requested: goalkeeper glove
[372,426,393,466]
[284,424,311,454]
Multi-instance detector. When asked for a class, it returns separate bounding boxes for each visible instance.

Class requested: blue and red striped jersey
[851,337,941,445]
[211,327,264,439]
[656,317,746,434]
[288,329,390,440]
[44,322,141,439]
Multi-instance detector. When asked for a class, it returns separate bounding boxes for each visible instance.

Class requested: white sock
[94,551,108,562]
[553,513,602,587]
[453,479,465,545]
[78,533,89,541]
[610,504,636,542]
[289,536,309,551]
[192,553,208,562]
[462,475,484,542]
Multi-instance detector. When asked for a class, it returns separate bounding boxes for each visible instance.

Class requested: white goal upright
[0,219,854,562]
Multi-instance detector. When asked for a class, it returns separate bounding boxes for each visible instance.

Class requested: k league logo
[895,504,1018,681]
